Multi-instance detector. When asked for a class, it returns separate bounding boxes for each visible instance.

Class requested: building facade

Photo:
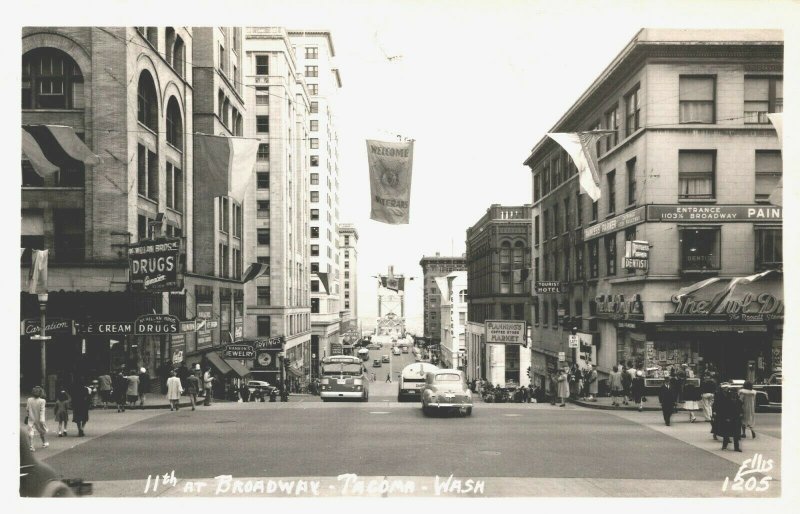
[524,29,783,391]
[288,30,343,364]
[464,204,532,387]
[338,223,359,321]
[418,254,466,347]
[438,271,468,370]
[242,27,312,387]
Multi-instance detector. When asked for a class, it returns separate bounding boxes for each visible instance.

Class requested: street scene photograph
[5,0,799,509]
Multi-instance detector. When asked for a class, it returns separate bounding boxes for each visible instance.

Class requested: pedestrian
[620,363,632,406]
[658,376,677,426]
[70,377,90,437]
[609,365,623,407]
[385,373,391,383]
[738,381,757,439]
[549,371,558,405]
[682,373,699,423]
[203,366,214,406]
[138,368,150,407]
[711,384,726,441]
[699,373,716,422]
[53,390,70,437]
[186,371,200,410]
[587,365,598,401]
[528,384,535,403]
[97,372,112,409]
[111,370,128,412]
[625,361,637,401]
[25,386,48,451]
[125,369,140,408]
[631,370,646,411]
[557,368,569,407]
[716,388,743,452]
[166,370,183,411]
[177,362,190,389]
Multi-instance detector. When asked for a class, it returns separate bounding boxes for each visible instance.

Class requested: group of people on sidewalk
[96,368,151,412]
[657,371,759,452]
[165,366,217,411]
[24,379,92,451]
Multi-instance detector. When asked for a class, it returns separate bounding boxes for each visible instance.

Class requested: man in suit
[658,377,678,426]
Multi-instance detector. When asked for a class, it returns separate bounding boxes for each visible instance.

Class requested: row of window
[21,208,83,263]
[257,312,312,338]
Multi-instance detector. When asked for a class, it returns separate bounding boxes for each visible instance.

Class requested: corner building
[524,29,783,388]
[419,254,466,348]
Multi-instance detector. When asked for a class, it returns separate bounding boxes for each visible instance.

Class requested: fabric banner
[707,269,781,313]
[381,276,404,292]
[546,132,612,202]
[23,125,102,178]
[28,249,48,295]
[242,262,269,283]
[194,134,260,204]
[22,130,59,177]
[316,272,330,293]
[367,139,414,224]
[767,113,783,206]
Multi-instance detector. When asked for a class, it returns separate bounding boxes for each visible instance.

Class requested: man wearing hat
[138,367,151,407]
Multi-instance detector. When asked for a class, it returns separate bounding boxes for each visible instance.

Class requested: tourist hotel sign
[127,237,182,292]
[646,205,782,222]
[535,281,565,294]
[485,320,526,345]
[223,343,256,359]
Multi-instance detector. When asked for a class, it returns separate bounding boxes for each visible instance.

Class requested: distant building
[338,223,359,321]
[438,271,468,370]
[524,29,783,391]
[418,254,466,347]
[464,204,532,387]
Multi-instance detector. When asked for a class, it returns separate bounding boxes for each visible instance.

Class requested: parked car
[373,359,382,368]
[392,347,401,356]
[421,369,473,416]
[381,355,390,363]
[721,379,774,411]
[246,380,276,401]
[20,430,91,497]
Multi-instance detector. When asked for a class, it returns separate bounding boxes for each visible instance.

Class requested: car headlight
[353,379,363,386]
[321,378,330,385]
[355,385,362,391]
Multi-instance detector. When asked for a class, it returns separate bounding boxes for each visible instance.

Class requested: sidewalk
[571,395,662,411]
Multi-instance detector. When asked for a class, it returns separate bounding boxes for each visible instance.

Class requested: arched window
[173,36,185,78]
[165,27,176,66]
[236,112,244,136]
[166,96,183,150]
[22,47,84,109]
[137,71,158,132]
[459,289,467,303]
[500,241,511,266]
[218,89,225,119]
[146,27,158,49]
[222,97,230,127]
[513,240,524,267]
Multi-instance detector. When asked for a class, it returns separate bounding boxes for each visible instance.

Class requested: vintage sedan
[721,379,775,411]
[421,369,473,416]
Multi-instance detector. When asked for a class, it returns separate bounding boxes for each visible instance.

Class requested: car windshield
[322,363,362,376]
[435,374,462,382]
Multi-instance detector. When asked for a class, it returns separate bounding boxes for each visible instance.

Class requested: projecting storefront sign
[646,205,782,222]
[595,294,644,320]
[623,257,648,269]
[22,318,74,337]
[535,281,565,294]
[583,206,646,241]
[223,343,256,359]
[485,320,527,345]
[253,337,283,350]
[127,238,182,292]
[134,314,179,335]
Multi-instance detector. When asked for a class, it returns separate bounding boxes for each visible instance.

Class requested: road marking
[503,413,522,417]
[369,411,390,414]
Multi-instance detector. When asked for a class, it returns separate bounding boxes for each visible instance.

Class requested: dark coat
[138,373,151,395]
[111,373,128,402]
[70,383,90,423]
[715,393,743,438]
[682,381,701,402]
[658,383,677,410]
[711,389,727,435]
[700,378,717,395]
[631,377,646,397]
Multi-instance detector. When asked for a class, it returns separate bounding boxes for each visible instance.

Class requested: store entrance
[700,332,769,382]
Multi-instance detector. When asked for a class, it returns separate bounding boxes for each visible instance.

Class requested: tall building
[242,27,312,385]
[438,271,468,370]
[464,205,532,385]
[338,223,359,321]
[288,30,343,361]
[20,27,248,394]
[524,29,783,391]
[419,254,466,346]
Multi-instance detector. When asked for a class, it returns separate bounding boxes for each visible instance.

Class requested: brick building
[419,254,466,348]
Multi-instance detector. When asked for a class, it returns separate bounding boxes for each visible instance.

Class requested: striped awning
[22,125,101,178]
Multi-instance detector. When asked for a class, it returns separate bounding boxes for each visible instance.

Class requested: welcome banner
[367,139,414,224]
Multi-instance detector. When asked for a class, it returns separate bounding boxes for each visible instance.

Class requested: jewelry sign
[128,238,182,292]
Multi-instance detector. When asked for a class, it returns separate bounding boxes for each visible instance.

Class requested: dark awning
[207,351,251,378]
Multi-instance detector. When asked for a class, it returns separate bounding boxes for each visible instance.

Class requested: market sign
[535,281,565,294]
[595,293,644,321]
[646,205,782,222]
[485,320,526,345]
[583,206,646,241]
[134,314,179,335]
[127,238,182,292]
[223,343,256,359]
[21,318,74,337]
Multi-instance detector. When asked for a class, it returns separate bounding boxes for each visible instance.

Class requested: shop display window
[679,227,720,271]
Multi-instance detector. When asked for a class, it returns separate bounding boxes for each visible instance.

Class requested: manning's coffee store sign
[128,237,182,292]
[667,281,783,323]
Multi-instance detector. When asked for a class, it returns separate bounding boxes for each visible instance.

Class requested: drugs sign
[128,238,182,292]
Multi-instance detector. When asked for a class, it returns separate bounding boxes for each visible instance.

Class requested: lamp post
[31,293,51,394]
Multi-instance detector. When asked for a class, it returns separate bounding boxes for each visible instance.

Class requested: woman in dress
[53,390,70,437]
[738,381,757,439]
[682,371,700,422]
[166,370,184,411]
[557,368,569,407]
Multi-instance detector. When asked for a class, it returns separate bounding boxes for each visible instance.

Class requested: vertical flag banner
[367,139,414,224]
[28,249,49,294]
[767,113,783,206]
[195,134,260,204]
[546,132,612,202]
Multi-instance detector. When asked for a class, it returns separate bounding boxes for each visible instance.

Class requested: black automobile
[20,430,92,497]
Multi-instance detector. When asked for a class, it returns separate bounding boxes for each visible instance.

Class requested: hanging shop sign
[223,343,256,359]
[253,337,283,350]
[21,318,74,337]
[134,314,179,335]
[485,320,527,345]
[625,240,650,259]
[330,342,344,355]
[172,349,184,365]
[127,238,182,292]
[535,281,565,294]
[646,205,782,222]
[196,303,213,319]
[594,293,644,320]
[180,321,197,332]
[622,257,648,270]
[583,206,646,241]
[668,290,783,322]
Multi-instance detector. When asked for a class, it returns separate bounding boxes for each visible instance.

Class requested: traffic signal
[526,366,531,379]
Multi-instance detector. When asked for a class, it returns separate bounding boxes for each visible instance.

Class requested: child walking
[53,390,70,437]
[25,386,49,451]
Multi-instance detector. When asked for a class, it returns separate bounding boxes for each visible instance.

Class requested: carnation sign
[128,238,182,292]
[485,320,527,345]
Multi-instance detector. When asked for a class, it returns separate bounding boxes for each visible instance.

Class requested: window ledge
[23,186,85,191]
[680,269,720,277]
[137,194,158,205]
[625,203,638,212]
[137,122,157,136]
[166,207,183,216]
[23,108,84,114]
[605,212,617,219]
[166,142,183,154]
[678,198,717,204]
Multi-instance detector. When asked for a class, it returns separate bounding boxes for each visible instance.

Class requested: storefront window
[679,227,720,271]
[505,345,520,385]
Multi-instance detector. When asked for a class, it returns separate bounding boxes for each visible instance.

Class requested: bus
[319,355,370,402]
[357,347,370,361]
[398,362,439,402]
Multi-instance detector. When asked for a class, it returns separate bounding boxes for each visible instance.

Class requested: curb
[20,400,226,410]
[570,399,660,412]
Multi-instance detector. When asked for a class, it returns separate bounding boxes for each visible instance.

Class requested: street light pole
[33,293,52,395]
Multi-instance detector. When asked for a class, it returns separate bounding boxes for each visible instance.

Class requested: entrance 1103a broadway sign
[128,238,182,292]
[646,205,782,222]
